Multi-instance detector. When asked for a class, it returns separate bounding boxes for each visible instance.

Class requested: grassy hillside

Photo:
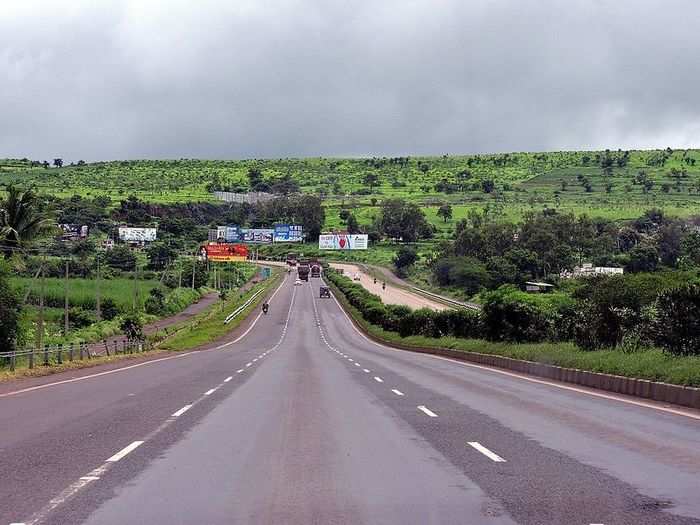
[3,149,699,226]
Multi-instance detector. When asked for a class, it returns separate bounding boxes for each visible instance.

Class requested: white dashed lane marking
[106,441,144,462]
[374,376,384,383]
[204,388,217,396]
[224,376,233,383]
[171,404,193,418]
[417,405,438,417]
[468,442,506,462]
[391,389,404,396]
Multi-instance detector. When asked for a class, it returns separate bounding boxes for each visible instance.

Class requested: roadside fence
[0,339,151,372]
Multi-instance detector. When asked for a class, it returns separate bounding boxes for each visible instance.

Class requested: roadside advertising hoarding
[240,228,274,244]
[273,224,303,242]
[118,227,157,242]
[200,243,249,262]
[59,224,89,239]
[318,234,368,250]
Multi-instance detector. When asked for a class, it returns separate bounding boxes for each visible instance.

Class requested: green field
[11,276,160,311]
[3,149,700,228]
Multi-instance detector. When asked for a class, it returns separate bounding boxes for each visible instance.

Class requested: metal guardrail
[410,287,481,311]
[224,288,265,324]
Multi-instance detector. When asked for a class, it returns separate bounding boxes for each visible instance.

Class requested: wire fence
[0,339,151,372]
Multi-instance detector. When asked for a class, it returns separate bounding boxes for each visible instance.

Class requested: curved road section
[1,275,699,524]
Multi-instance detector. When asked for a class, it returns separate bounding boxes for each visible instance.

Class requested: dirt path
[329,263,448,311]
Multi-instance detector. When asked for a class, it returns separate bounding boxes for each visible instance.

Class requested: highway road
[1,274,699,524]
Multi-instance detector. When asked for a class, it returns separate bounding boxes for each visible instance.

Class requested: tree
[146,242,177,271]
[626,244,659,273]
[0,261,20,351]
[104,245,137,271]
[346,214,360,234]
[247,167,263,189]
[656,285,700,355]
[362,172,379,192]
[481,179,495,193]
[0,185,53,257]
[437,203,453,223]
[393,245,418,276]
[379,198,431,242]
[53,158,63,168]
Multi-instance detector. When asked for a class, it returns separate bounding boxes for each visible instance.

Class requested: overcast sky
[1,0,699,162]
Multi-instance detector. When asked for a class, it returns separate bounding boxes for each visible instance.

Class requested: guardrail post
[79,343,84,360]
[28,347,34,369]
[85,343,91,359]
[10,350,15,372]
[104,340,110,356]
[43,345,49,366]
[69,343,74,362]
[57,344,63,365]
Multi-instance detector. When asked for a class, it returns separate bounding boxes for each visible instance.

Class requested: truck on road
[310,259,321,278]
[297,258,310,281]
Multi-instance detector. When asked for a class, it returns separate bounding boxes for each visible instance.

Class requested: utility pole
[191,249,196,290]
[38,254,46,366]
[133,260,139,310]
[64,258,69,335]
[95,253,101,321]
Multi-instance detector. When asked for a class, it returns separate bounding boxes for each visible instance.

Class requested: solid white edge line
[328,289,700,421]
[106,441,144,462]
[1,276,292,400]
[171,404,193,417]
[392,389,404,396]
[417,405,438,417]
[468,441,506,462]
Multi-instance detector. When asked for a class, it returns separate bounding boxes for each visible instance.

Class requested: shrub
[100,297,119,321]
[68,307,96,329]
[655,284,700,355]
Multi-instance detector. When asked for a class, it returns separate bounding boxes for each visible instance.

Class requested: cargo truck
[297,258,310,281]
[310,258,321,278]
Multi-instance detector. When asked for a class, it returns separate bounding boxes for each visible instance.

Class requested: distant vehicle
[286,252,298,266]
[319,286,331,298]
[294,278,302,286]
[310,259,321,278]
[353,273,361,281]
[298,258,310,281]
[262,302,269,314]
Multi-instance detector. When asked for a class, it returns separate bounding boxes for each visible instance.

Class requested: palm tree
[0,185,53,257]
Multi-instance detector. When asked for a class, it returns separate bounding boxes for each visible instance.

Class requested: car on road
[319,286,331,298]
[294,278,303,286]
[353,273,361,281]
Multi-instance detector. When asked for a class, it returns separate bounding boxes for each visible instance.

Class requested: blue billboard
[274,224,303,243]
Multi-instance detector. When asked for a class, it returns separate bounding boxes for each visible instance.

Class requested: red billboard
[200,243,249,262]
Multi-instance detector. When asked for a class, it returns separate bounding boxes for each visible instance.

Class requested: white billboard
[318,234,368,250]
[118,227,157,242]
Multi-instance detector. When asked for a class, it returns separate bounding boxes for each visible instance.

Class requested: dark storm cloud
[1,0,699,161]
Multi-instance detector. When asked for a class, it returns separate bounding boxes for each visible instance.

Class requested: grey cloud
[1,0,699,162]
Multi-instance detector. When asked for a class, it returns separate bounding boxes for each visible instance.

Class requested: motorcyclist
[262,302,269,314]
[382,282,386,290]
[373,277,377,284]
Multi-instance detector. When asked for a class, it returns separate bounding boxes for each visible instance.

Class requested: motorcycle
[262,302,269,315]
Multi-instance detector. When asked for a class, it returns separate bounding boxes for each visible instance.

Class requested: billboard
[274,224,303,243]
[318,234,368,250]
[118,227,157,242]
[200,243,249,262]
[59,224,89,240]
[240,228,274,244]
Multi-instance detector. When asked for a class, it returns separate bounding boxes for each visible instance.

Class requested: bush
[144,287,166,315]
[120,314,144,340]
[68,307,96,329]
[655,284,700,355]
[100,297,119,321]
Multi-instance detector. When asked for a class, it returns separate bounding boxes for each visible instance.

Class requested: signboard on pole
[200,243,249,262]
[273,224,303,243]
[118,227,157,242]
[318,234,368,250]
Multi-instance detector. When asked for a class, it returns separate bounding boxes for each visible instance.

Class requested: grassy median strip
[327,280,700,387]
[156,271,281,352]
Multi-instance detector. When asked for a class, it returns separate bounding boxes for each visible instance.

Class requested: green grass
[329,277,700,387]
[157,272,281,351]
[11,276,160,311]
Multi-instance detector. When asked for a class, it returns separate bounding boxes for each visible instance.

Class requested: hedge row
[324,270,483,338]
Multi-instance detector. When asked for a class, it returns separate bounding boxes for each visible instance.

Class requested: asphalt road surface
[1,275,699,524]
